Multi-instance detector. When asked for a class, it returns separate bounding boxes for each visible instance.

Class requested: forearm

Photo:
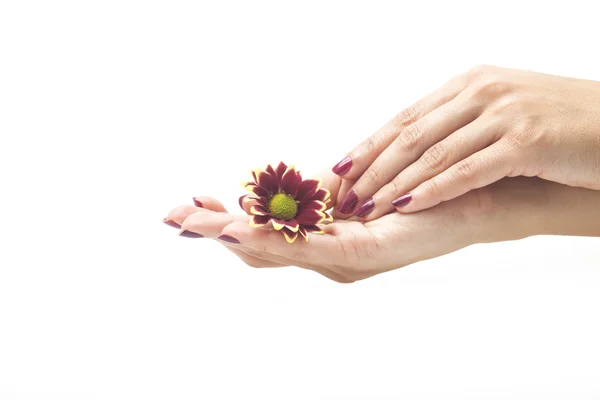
[535,181,600,237]
[474,178,600,243]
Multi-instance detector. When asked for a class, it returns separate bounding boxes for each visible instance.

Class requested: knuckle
[393,103,420,128]
[387,178,402,196]
[472,78,511,100]
[361,137,377,154]
[359,134,383,156]
[467,64,493,80]
[423,178,442,198]
[365,167,381,185]
[397,123,422,152]
[421,142,447,171]
[490,93,521,114]
[453,159,476,183]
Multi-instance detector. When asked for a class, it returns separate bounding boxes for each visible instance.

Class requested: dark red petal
[256,197,268,207]
[249,215,270,227]
[275,162,288,179]
[257,171,278,193]
[299,200,326,212]
[296,179,321,200]
[271,218,300,232]
[250,205,269,216]
[238,195,248,210]
[310,188,331,202]
[298,226,308,241]
[282,228,299,243]
[303,224,324,234]
[296,208,325,225]
[280,167,301,196]
[266,164,277,178]
[251,170,257,182]
[248,185,268,197]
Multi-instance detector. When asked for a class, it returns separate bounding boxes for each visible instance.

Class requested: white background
[1,1,599,399]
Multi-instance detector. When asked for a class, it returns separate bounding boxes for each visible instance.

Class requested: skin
[164,171,600,283]
[333,65,600,220]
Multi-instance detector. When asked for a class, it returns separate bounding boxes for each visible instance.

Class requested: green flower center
[267,193,298,220]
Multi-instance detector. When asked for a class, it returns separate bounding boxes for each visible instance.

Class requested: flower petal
[295,207,326,225]
[310,188,331,203]
[304,224,324,234]
[296,179,322,200]
[282,228,299,244]
[266,164,277,178]
[239,195,247,210]
[256,170,279,193]
[275,161,288,179]
[245,184,268,197]
[250,205,269,216]
[249,215,270,227]
[271,218,299,232]
[298,226,309,242]
[300,200,327,212]
[322,211,333,222]
[280,165,301,196]
[256,197,268,207]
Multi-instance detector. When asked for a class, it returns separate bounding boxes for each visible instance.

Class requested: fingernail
[179,230,204,238]
[392,193,412,208]
[162,218,180,229]
[217,235,240,244]
[353,198,375,218]
[338,190,358,214]
[193,197,203,207]
[332,156,352,176]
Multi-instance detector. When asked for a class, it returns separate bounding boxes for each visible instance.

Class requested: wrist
[467,178,552,244]
[471,177,600,242]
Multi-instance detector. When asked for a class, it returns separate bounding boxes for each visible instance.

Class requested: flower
[240,162,333,243]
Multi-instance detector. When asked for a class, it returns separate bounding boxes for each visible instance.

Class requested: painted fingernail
[163,218,181,229]
[392,193,412,208]
[179,230,204,238]
[193,197,203,207]
[338,190,358,214]
[217,235,240,244]
[332,156,352,176]
[353,198,375,218]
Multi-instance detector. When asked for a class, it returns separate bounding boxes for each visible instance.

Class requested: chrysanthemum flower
[239,162,333,243]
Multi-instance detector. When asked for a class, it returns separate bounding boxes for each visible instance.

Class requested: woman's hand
[163,172,600,283]
[332,65,600,220]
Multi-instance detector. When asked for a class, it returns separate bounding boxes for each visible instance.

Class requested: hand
[332,65,600,220]
[163,171,600,283]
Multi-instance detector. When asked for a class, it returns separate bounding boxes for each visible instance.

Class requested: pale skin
[332,65,600,220]
[164,171,600,283]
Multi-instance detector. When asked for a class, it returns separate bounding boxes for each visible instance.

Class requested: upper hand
[332,65,600,220]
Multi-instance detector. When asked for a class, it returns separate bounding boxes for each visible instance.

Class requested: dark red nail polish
[217,235,240,244]
[392,193,412,208]
[193,197,203,207]
[163,218,181,229]
[354,198,375,218]
[179,230,204,238]
[338,190,359,214]
[332,156,352,176]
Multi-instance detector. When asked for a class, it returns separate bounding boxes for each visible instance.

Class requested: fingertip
[392,193,413,212]
[332,156,353,177]
[192,196,227,212]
